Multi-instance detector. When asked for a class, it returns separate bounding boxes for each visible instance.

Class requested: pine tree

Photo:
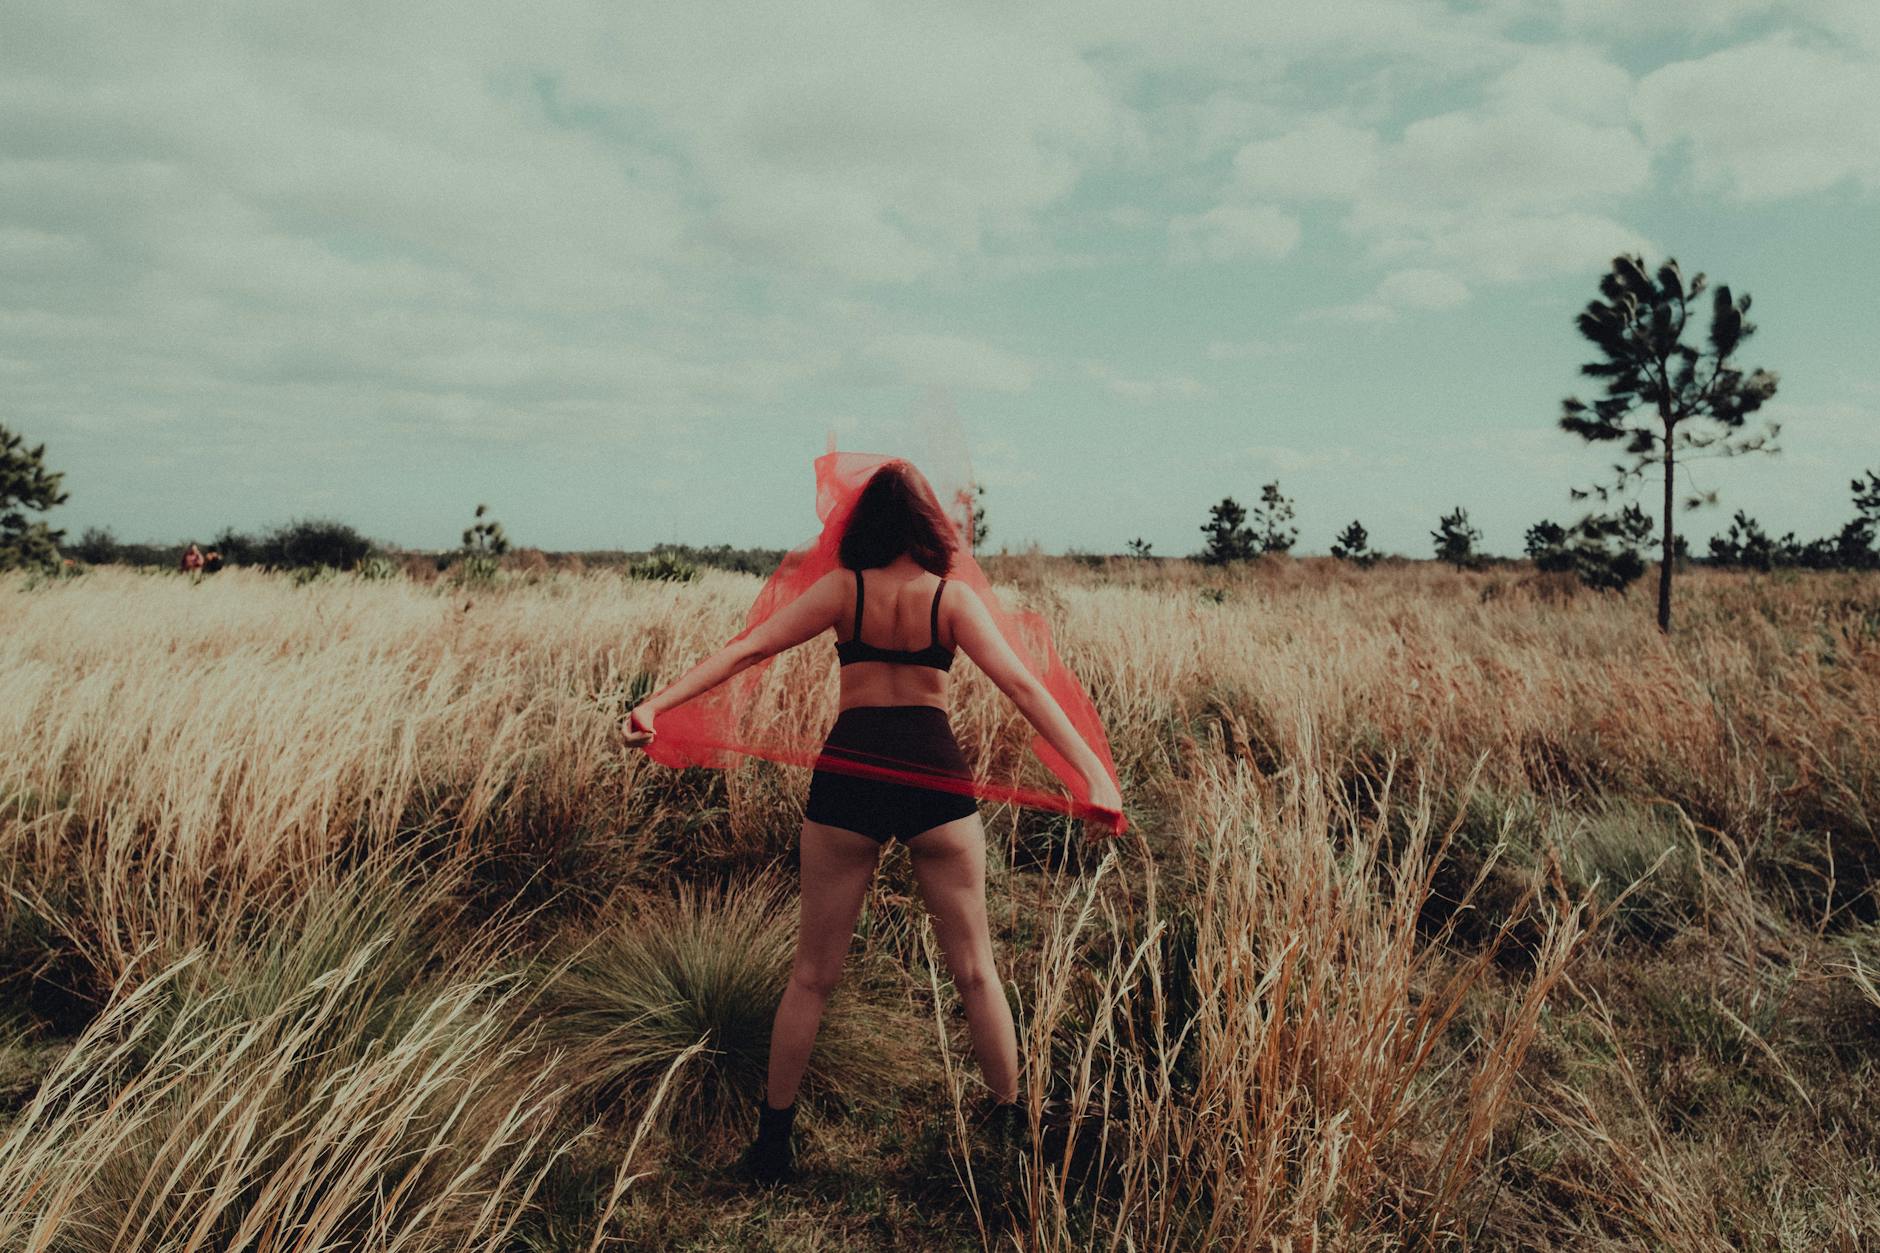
[1250,481,1297,554]
[1432,506,1480,568]
[1200,497,1256,564]
[1125,537,1153,558]
[969,484,988,553]
[1525,520,1570,568]
[1706,510,1776,570]
[0,423,69,571]
[1330,520,1374,566]
[1558,254,1779,632]
[1838,469,1880,569]
[462,502,510,557]
[1526,509,1653,591]
[1854,470,1880,526]
[459,503,510,583]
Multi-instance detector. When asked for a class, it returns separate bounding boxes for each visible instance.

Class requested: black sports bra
[834,568,955,672]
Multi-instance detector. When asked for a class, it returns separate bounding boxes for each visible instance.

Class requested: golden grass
[1,560,1876,1249]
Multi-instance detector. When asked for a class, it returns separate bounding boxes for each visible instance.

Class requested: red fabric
[643,446,1126,835]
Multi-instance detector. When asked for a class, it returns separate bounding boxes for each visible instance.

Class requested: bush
[631,542,781,577]
[256,518,372,571]
[453,553,502,586]
[354,555,399,581]
[627,550,700,583]
[531,881,917,1139]
[1527,507,1653,593]
[0,856,579,1250]
[70,527,119,565]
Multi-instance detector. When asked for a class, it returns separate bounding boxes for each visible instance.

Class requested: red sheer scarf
[642,446,1126,835]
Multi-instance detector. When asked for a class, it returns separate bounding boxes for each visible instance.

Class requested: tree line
[0,257,1872,630]
[1187,472,1878,583]
[1181,253,1875,631]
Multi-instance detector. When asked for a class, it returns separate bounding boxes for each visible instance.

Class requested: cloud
[1168,204,1301,262]
[972,437,1041,489]
[557,4,1135,283]
[1634,37,1880,198]
[1358,206,1654,283]
[1085,361,1214,403]
[4,0,1876,553]
[1306,267,1473,322]
[1240,443,1371,474]
[861,333,1037,394]
[1205,337,1298,360]
[1391,107,1649,209]
[1484,44,1635,125]
[1232,119,1382,200]
[1206,61,1654,284]
[1377,268,1472,310]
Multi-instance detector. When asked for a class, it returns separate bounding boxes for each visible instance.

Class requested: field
[2,558,1877,1250]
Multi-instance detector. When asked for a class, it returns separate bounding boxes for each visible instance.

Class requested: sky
[4,0,1878,558]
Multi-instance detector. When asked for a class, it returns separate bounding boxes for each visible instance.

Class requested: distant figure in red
[180,543,204,577]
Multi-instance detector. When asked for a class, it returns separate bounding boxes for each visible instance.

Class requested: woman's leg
[765,819,882,1108]
[904,812,1018,1103]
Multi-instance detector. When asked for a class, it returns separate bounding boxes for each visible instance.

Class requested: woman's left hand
[620,705,656,750]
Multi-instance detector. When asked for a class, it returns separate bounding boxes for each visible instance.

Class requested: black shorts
[803,705,980,843]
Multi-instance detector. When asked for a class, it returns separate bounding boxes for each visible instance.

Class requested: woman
[619,459,1123,1185]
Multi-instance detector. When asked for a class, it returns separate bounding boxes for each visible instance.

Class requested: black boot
[978,1094,1030,1158]
[739,1097,796,1185]
[979,1096,1030,1220]
[985,1091,1030,1151]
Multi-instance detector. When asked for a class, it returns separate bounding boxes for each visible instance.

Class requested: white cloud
[1304,268,1471,322]
[1485,45,1635,124]
[862,333,1038,394]
[1549,0,1786,37]
[1205,337,1297,361]
[560,4,1134,282]
[1391,108,1650,209]
[5,0,1876,552]
[1377,268,1473,310]
[1204,71,1654,285]
[1168,204,1301,263]
[1085,362,1214,403]
[1634,37,1880,198]
[1358,206,1654,283]
[972,437,1041,489]
[1232,119,1382,200]
[1240,443,1365,473]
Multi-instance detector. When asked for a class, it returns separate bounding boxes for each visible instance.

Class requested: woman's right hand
[1082,773,1123,833]
[619,705,656,751]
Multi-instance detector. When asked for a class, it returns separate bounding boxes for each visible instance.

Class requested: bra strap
[929,578,945,650]
[852,569,865,645]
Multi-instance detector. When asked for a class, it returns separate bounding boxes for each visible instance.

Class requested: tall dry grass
[1,561,1876,1248]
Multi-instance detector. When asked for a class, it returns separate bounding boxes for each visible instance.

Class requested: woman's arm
[949,583,1122,817]
[623,568,849,743]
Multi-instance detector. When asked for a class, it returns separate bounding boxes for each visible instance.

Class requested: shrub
[1432,506,1482,568]
[257,518,372,571]
[1199,498,1256,564]
[354,554,399,581]
[627,550,700,583]
[1527,506,1653,592]
[453,553,502,586]
[1332,520,1375,566]
[531,881,917,1139]
[0,855,585,1250]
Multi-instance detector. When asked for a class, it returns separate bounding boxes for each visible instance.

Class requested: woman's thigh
[901,813,995,979]
[792,819,883,979]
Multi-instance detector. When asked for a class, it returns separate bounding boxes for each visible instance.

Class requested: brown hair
[838,461,957,574]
